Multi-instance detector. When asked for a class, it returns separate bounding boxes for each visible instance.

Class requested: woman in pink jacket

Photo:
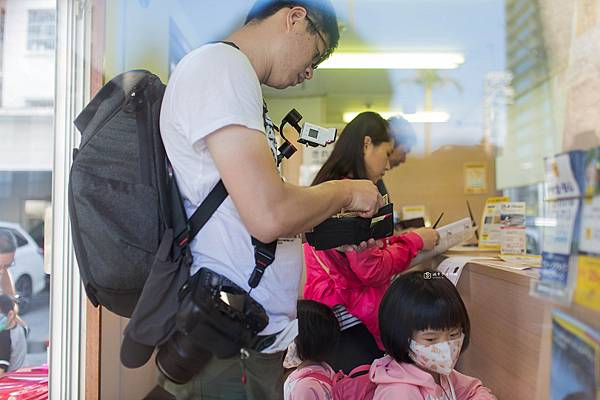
[304,112,438,374]
[371,270,496,399]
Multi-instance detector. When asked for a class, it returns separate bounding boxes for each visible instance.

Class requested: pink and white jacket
[284,363,336,400]
[303,233,423,349]
[369,355,497,400]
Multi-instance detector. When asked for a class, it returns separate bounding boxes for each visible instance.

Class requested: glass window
[1,0,54,376]
[50,0,600,398]
[24,98,53,108]
[5,228,28,248]
[27,9,55,51]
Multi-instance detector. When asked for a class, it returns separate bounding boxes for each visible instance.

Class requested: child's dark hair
[379,270,470,364]
[296,300,340,362]
[0,295,15,315]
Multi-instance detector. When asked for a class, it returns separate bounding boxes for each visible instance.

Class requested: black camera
[156,268,268,384]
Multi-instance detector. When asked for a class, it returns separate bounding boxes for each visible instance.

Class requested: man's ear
[286,6,308,32]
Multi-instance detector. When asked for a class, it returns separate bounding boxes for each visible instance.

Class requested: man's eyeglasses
[305,15,329,69]
[0,260,15,269]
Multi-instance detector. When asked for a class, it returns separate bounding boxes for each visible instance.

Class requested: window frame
[26,9,56,52]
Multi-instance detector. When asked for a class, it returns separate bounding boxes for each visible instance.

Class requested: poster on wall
[550,310,599,400]
[402,205,426,220]
[299,146,333,186]
[464,163,487,194]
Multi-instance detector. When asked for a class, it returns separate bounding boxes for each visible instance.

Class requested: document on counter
[499,254,542,268]
[409,218,475,267]
[435,256,497,285]
[478,260,534,271]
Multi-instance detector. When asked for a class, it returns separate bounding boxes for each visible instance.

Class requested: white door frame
[50,0,92,398]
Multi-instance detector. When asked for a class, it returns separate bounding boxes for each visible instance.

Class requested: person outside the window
[0,230,17,298]
[0,295,28,378]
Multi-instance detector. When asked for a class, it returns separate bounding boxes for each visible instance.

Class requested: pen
[432,212,444,229]
[466,200,479,241]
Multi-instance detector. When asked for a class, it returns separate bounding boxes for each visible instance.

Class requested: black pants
[324,323,384,374]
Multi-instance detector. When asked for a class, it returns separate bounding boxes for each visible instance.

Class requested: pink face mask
[409,333,464,375]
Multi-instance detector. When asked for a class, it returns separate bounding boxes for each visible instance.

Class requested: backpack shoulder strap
[347,364,372,377]
[73,79,117,132]
[182,179,276,290]
[187,179,227,241]
[301,371,333,384]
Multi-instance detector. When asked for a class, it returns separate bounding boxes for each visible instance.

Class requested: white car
[0,222,47,314]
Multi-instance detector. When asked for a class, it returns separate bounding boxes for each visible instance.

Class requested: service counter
[425,252,600,400]
[448,255,545,400]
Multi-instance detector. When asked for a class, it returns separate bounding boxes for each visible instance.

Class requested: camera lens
[156,332,212,384]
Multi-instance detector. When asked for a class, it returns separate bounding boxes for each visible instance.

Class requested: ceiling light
[343,111,450,124]
[319,52,464,70]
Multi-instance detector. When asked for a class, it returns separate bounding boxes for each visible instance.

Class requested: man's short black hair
[0,295,15,315]
[245,0,340,59]
[379,270,471,364]
[388,116,417,150]
[0,229,17,254]
[295,299,340,362]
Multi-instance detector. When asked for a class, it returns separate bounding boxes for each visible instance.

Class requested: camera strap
[180,179,277,290]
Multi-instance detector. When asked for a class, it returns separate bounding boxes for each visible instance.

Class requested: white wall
[0,0,54,172]
[2,0,55,107]
[0,110,53,170]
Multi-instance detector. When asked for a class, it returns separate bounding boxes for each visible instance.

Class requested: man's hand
[338,238,384,253]
[342,180,383,218]
[413,227,440,250]
[206,126,387,242]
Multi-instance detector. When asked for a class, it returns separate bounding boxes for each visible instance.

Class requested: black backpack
[70,50,280,366]
[69,70,228,318]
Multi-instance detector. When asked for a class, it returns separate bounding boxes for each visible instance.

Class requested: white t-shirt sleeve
[165,44,265,148]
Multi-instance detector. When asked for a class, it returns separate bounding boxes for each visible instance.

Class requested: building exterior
[496,0,558,190]
[0,0,55,228]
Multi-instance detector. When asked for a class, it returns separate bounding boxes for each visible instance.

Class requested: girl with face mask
[370,270,496,400]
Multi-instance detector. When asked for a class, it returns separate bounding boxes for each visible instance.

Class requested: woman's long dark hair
[311,112,391,185]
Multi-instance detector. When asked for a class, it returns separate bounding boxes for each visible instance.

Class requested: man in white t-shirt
[159,1,383,398]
